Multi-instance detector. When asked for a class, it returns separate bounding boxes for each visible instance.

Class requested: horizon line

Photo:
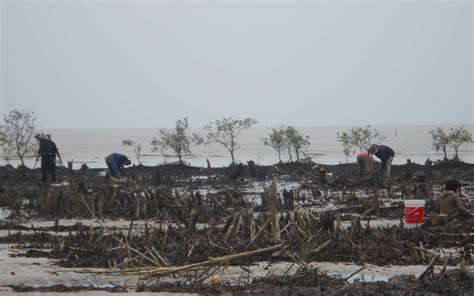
[41,123,474,131]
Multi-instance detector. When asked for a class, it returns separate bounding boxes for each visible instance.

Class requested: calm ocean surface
[1,125,473,169]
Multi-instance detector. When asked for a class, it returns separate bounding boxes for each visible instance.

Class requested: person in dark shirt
[35,134,62,183]
[105,153,131,178]
[369,144,395,181]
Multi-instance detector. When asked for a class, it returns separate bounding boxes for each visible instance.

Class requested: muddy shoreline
[0,161,473,294]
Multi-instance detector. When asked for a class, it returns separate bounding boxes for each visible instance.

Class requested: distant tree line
[0,109,472,167]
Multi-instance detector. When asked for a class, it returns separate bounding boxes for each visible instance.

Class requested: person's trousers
[41,154,56,183]
[383,156,394,178]
[105,155,120,178]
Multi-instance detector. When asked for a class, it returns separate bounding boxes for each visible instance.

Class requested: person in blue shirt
[369,144,395,181]
[105,153,131,178]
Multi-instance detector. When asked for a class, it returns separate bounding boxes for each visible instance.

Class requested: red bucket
[404,200,425,224]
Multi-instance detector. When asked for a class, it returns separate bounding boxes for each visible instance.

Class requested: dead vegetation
[0,161,473,294]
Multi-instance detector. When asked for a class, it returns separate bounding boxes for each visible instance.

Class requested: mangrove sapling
[204,117,257,165]
[284,126,311,162]
[262,126,287,163]
[448,125,473,161]
[0,109,38,167]
[337,125,385,163]
[151,117,203,164]
[429,127,451,161]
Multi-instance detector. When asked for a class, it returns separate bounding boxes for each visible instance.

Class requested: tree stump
[67,160,73,172]
[283,189,295,210]
[229,164,244,180]
[152,169,161,186]
[247,161,258,178]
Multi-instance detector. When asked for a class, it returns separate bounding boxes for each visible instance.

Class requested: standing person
[369,144,395,181]
[35,134,62,183]
[436,179,472,222]
[105,153,131,179]
[356,151,373,180]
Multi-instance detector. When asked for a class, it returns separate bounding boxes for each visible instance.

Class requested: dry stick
[88,224,94,244]
[291,219,306,238]
[344,266,365,282]
[440,256,448,276]
[127,220,134,241]
[76,266,157,274]
[78,195,159,266]
[153,247,167,265]
[418,254,440,280]
[146,243,285,278]
[419,241,426,262]
[147,249,161,266]
[360,206,375,220]
[108,245,125,252]
[245,219,270,249]
[114,253,148,268]
[351,206,375,237]
[234,212,243,236]
[308,211,318,221]
[249,217,257,240]
[123,235,135,267]
[267,182,281,241]
[281,262,296,278]
[312,239,332,254]
[187,243,196,257]
[224,213,241,243]
[413,245,434,263]
[281,223,290,239]
[335,214,347,235]
[273,214,281,241]
[279,221,292,236]
[79,243,285,277]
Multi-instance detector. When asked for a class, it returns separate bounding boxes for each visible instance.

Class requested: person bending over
[105,153,131,179]
[369,144,395,181]
[356,151,373,180]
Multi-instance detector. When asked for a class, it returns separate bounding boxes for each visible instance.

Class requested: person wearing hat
[436,179,472,222]
[35,134,62,183]
[369,144,395,181]
[105,153,131,179]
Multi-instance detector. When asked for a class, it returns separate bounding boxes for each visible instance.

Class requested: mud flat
[0,161,473,294]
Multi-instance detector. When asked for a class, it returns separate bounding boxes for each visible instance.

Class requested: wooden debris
[418,254,440,280]
[78,243,285,278]
[344,266,365,282]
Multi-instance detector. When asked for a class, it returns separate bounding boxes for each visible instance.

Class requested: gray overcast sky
[1,0,472,129]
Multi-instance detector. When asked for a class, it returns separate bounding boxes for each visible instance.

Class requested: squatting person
[436,179,472,223]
